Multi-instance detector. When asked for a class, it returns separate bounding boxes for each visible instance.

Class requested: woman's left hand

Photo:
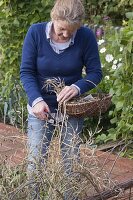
[57,85,78,103]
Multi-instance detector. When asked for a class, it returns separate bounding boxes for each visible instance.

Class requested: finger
[65,93,76,102]
[57,89,71,102]
[34,110,48,119]
[37,113,48,120]
[44,106,50,113]
[57,87,72,101]
[63,93,75,102]
[58,89,76,103]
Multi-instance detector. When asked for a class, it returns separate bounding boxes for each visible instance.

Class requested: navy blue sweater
[20,22,102,112]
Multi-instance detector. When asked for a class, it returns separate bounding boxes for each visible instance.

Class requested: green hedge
[0,0,54,127]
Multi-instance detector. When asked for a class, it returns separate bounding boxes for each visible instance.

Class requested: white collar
[45,21,76,45]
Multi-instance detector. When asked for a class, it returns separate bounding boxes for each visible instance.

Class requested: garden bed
[0,123,133,199]
[0,123,27,166]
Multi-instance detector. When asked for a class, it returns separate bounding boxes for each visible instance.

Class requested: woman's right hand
[32,101,50,120]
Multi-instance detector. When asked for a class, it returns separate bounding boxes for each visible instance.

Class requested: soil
[81,146,133,183]
[0,122,133,198]
[0,123,27,166]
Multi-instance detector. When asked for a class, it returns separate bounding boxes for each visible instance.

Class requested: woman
[20,0,102,199]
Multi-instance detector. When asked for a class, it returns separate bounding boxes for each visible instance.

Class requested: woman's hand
[57,85,78,103]
[32,101,50,120]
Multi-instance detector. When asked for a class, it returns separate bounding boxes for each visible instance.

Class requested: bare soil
[0,122,133,192]
[0,123,27,166]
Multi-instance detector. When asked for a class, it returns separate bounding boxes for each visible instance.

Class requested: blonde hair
[50,0,85,25]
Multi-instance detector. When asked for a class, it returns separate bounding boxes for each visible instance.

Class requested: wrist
[71,84,81,95]
[32,97,44,107]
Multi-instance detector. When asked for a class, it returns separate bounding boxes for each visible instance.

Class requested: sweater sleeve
[74,28,102,94]
[20,25,43,106]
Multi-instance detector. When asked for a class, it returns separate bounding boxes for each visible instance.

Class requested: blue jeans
[27,114,84,199]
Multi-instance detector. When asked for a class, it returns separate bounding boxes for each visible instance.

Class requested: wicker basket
[44,78,112,118]
[63,93,112,118]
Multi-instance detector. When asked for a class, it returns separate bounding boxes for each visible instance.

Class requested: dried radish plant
[43,78,69,125]
[43,77,65,95]
[1,78,131,200]
[43,78,112,118]
[1,122,131,200]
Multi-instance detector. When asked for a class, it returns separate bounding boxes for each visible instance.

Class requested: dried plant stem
[9,179,36,200]
[41,173,64,200]
[77,171,104,200]
[86,179,133,200]
[108,140,133,177]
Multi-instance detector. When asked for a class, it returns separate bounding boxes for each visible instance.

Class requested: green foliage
[0,0,54,76]
[84,0,133,25]
[109,19,133,140]
[0,0,54,127]
[95,18,133,143]
[0,73,27,129]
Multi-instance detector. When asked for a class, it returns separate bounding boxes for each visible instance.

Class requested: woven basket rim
[62,93,112,117]
[65,93,112,106]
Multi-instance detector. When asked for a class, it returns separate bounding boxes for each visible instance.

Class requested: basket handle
[86,79,104,99]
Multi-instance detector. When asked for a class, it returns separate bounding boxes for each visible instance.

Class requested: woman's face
[52,20,80,42]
